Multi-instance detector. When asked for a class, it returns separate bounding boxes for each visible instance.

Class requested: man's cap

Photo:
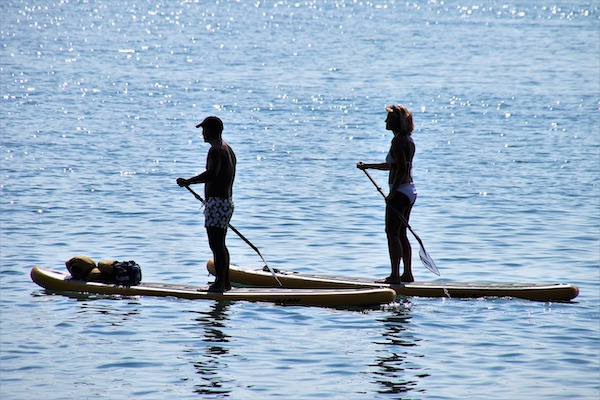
[196,116,223,132]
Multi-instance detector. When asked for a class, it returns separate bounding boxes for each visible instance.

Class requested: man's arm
[177,147,222,187]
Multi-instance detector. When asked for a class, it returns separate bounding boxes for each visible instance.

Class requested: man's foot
[400,274,414,283]
[375,276,402,284]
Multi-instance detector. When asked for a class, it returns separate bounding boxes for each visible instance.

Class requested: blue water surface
[1,1,599,399]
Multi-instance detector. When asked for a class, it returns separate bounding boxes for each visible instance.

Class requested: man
[177,116,237,292]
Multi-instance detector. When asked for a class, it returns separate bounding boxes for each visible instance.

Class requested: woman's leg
[399,205,414,282]
[386,196,414,283]
[385,201,402,282]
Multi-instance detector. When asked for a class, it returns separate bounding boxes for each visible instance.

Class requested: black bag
[112,260,142,286]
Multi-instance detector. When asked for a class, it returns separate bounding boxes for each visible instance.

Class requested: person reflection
[371,308,424,395]
[190,301,232,397]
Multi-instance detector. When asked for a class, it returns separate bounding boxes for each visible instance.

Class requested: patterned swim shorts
[204,197,234,229]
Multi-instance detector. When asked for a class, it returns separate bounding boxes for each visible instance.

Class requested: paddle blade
[419,246,440,276]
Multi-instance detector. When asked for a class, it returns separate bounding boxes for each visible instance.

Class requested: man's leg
[206,227,231,291]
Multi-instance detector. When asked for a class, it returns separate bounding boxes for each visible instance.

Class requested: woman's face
[385,113,396,131]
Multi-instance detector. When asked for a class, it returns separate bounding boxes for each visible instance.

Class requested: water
[1,1,599,398]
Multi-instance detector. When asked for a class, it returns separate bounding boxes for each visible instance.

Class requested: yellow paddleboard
[31,266,396,308]
[207,260,579,302]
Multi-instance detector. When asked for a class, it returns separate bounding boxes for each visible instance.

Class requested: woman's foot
[375,276,402,284]
[198,281,232,292]
[208,282,232,292]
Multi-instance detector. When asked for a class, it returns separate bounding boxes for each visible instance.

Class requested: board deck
[206,260,579,302]
[30,267,396,307]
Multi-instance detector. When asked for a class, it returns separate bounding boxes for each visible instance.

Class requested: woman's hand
[176,177,189,187]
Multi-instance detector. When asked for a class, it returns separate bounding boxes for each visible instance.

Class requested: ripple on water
[1,1,599,399]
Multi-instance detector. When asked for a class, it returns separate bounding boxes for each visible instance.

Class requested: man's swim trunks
[204,197,234,229]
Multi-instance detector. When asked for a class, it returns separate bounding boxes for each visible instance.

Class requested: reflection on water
[189,302,233,397]
[2,0,598,397]
[39,291,144,321]
[372,305,426,396]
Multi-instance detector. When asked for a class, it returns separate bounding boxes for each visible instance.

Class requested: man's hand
[356,162,366,170]
[176,177,189,187]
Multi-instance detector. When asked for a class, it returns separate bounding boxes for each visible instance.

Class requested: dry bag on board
[66,256,97,280]
[112,260,142,286]
[96,259,142,286]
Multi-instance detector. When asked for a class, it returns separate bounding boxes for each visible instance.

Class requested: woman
[357,105,417,283]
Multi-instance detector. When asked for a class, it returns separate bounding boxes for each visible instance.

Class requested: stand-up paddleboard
[30,267,396,308]
[206,260,579,302]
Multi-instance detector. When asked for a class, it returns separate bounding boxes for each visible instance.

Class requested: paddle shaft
[362,169,440,276]
[361,169,424,245]
[183,185,282,287]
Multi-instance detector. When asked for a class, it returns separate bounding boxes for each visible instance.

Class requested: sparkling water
[1,1,598,399]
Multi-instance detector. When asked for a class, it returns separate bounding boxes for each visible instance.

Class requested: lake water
[1,1,599,399]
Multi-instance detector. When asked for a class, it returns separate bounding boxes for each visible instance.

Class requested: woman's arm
[357,162,391,171]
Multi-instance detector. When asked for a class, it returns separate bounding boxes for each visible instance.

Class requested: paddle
[361,169,440,276]
[182,185,283,287]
